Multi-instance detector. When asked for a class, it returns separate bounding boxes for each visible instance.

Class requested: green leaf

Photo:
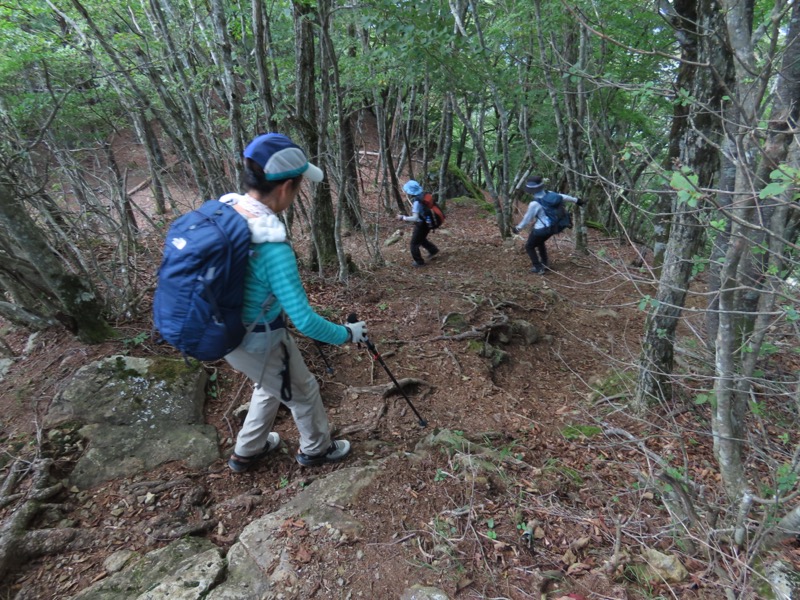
[759,182,789,198]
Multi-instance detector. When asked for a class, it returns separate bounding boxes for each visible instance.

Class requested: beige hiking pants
[225,328,331,457]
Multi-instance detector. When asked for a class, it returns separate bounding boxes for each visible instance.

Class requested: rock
[384,229,404,246]
[44,355,217,489]
[0,358,13,382]
[511,319,540,345]
[73,431,505,599]
[641,547,688,583]
[73,538,223,600]
[208,464,381,599]
[400,584,452,600]
[764,560,799,600]
[103,549,138,574]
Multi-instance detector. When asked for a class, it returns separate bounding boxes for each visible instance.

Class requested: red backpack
[421,193,445,229]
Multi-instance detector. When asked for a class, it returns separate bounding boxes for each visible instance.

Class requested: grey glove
[576,198,584,207]
[512,226,520,234]
[345,321,368,344]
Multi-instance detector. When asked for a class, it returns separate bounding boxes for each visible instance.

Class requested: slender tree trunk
[252,0,278,131]
[532,0,587,248]
[292,0,336,268]
[209,0,244,186]
[437,95,454,206]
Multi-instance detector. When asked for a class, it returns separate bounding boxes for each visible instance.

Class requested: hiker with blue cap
[396,179,440,267]
[220,133,368,472]
[512,176,582,274]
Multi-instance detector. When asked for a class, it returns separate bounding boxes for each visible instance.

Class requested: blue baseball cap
[402,180,423,195]
[244,133,324,182]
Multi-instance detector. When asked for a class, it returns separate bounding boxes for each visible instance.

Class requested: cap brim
[303,162,324,182]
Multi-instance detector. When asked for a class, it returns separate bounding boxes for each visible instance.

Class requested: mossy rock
[590,370,635,401]
[443,312,471,334]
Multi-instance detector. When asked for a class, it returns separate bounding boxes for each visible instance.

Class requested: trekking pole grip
[346,313,372,350]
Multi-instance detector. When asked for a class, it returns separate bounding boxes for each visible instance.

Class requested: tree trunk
[209,0,244,186]
[252,0,278,131]
[634,0,729,410]
[0,183,113,343]
[437,94,454,206]
[293,0,337,268]
[711,0,800,503]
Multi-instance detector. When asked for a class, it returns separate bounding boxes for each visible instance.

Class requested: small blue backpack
[538,191,573,234]
[153,200,252,361]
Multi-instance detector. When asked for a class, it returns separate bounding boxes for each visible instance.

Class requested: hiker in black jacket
[512,176,582,274]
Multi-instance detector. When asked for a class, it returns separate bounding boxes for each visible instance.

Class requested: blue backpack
[153,200,252,361]
[538,191,572,234]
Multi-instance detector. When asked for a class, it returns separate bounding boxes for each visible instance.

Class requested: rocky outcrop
[70,450,455,600]
[45,355,217,489]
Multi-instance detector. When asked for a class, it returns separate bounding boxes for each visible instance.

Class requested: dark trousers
[410,222,438,263]
[525,228,552,267]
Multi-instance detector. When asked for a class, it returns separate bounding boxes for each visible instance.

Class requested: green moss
[147,357,201,381]
[543,458,584,485]
[57,274,116,343]
[105,356,143,379]
[447,164,483,201]
[585,219,610,235]
[590,370,635,400]
[561,424,603,440]
[467,340,484,354]
[443,313,471,334]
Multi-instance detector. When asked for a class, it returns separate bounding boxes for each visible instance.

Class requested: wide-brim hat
[402,180,423,196]
[244,133,324,182]
[525,178,545,193]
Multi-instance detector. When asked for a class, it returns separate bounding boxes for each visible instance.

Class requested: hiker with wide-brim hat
[512,176,582,274]
[221,132,368,472]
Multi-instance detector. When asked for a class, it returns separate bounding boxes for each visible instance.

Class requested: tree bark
[634,0,730,409]
[292,0,337,268]
[0,183,113,343]
[252,0,278,131]
[711,0,800,502]
[209,0,245,186]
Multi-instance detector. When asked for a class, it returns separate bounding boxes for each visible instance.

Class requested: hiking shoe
[296,440,351,467]
[428,249,440,260]
[530,265,545,274]
[411,260,425,267]
[228,432,281,473]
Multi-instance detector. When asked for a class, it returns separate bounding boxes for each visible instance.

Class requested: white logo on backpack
[171,237,187,250]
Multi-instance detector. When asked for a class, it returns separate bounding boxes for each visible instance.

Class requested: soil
[1,140,798,600]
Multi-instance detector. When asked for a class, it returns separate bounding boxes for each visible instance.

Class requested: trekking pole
[347,314,427,427]
[314,340,335,374]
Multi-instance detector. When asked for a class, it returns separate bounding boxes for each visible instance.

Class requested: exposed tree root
[432,312,509,341]
[0,458,96,584]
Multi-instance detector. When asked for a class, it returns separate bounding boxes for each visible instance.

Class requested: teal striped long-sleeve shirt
[241,241,349,345]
